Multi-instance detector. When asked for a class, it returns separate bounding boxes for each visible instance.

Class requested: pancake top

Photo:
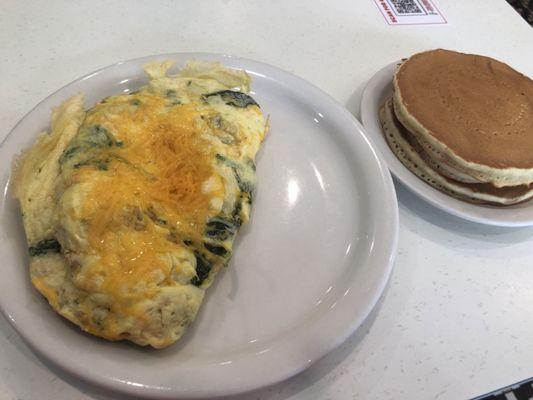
[395,49,533,169]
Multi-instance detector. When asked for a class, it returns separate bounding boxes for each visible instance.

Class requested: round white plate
[361,61,533,227]
[0,54,398,398]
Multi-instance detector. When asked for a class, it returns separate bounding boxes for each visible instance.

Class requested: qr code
[388,0,424,15]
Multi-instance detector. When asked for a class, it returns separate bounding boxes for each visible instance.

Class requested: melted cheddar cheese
[14,60,268,347]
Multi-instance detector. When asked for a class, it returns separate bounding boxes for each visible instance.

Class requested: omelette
[14,60,268,348]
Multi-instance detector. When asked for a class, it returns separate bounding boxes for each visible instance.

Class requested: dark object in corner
[506,0,533,25]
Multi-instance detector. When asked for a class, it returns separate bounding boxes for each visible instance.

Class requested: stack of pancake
[379,49,533,205]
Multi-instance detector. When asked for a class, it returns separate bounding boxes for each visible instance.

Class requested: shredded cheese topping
[73,94,220,315]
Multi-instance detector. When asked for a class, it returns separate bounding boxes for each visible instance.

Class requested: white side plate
[361,61,533,227]
[0,54,398,398]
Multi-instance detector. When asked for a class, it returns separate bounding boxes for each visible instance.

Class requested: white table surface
[1,1,532,399]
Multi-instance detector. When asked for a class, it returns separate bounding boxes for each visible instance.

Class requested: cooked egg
[14,60,268,348]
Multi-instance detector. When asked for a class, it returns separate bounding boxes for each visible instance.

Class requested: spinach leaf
[204,114,237,144]
[74,157,110,170]
[58,146,81,164]
[190,252,211,286]
[29,238,61,257]
[60,125,123,170]
[247,157,256,172]
[205,217,236,241]
[235,174,254,198]
[83,125,121,148]
[232,200,243,227]
[204,243,229,257]
[216,154,255,198]
[203,90,259,108]
[59,124,123,167]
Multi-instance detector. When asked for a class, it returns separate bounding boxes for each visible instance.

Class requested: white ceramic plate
[361,61,533,227]
[0,54,398,398]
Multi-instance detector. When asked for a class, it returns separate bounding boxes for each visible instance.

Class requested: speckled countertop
[1,1,533,399]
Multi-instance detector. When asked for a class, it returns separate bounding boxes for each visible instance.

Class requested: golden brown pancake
[391,99,482,184]
[393,49,533,187]
[380,99,533,205]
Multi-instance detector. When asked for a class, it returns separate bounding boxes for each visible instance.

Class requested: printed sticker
[374,0,447,25]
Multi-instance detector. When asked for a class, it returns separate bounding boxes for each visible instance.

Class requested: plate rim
[361,60,533,227]
[0,52,399,398]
